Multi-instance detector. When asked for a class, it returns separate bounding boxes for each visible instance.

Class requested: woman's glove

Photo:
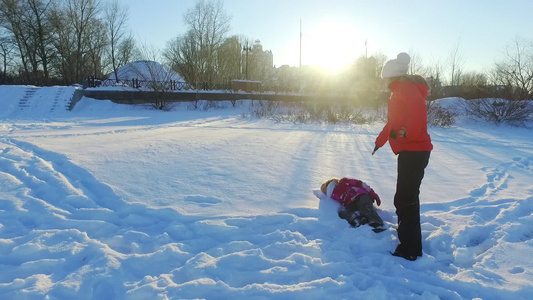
[371,145,379,156]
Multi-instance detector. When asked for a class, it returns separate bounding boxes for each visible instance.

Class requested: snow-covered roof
[107,60,185,83]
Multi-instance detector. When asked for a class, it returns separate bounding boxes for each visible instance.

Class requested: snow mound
[432,97,466,109]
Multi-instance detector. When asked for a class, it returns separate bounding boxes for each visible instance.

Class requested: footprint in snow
[185,195,222,207]
[469,165,510,198]
[511,156,531,170]
[509,267,524,274]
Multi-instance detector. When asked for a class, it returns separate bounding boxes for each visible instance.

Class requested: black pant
[394,151,430,256]
[355,194,384,227]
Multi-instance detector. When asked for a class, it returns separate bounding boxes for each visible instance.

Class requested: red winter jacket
[329,178,381,206]
[375,76,433,154]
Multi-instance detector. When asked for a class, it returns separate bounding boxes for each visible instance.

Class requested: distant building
[242,40,274,84]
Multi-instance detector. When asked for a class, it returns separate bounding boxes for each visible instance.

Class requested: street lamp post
[243,44,251,80]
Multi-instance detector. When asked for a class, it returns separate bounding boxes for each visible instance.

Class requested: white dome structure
[108,61,185,83]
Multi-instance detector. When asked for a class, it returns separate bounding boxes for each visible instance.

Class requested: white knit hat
[381,52,410,78]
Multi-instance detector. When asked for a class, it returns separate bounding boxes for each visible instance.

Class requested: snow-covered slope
[0,85,77,119]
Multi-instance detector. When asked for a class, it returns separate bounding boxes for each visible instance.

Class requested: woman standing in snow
[372,52,433,261]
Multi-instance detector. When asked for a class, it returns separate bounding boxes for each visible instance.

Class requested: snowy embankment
[0,85,531,299]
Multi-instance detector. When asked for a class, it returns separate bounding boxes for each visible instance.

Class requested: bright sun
[304,21,364,72]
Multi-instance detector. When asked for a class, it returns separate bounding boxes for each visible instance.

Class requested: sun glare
[304,21,363,72]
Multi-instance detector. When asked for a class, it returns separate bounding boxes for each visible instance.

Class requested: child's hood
[326,180,338,197]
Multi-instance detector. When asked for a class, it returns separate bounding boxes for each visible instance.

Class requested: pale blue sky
[127,0,532,73]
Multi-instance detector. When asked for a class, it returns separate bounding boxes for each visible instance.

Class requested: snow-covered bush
[250,100,282,118]
[245,100,378,124]
[464,98,533,125]
[427,102,456,127]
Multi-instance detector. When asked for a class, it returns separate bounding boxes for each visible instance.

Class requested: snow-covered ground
[0,85,531,299]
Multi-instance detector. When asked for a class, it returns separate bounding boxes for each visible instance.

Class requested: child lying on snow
[321,177,385,233]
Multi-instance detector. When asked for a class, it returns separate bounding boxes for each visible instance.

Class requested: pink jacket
[327,178,381,206]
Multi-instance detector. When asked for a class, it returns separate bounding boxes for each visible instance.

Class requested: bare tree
[456,71,489,99]
[0,29,15,80]
[425,59,444,99]
[183,0,231,88]
[461,37,533,125]
[103,0,129,81]
[163,32,198,87]
[85,16,106,78]
[407,49,424,75]
[217,35,241,86]
[371,51,387,74]
[1,0,32,82]
[492,36,533,100]
[447,40,464,86]
[26,0,54,84]
[0,0,57,84]
[49,3,75,82]
[116,35,136,69]
[461,71,488,87]
[50,0,101,83]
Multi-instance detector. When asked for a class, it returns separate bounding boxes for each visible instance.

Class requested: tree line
[0,0,137,85]
[0,0,272,89]
[1,0,532,102]
[407,38,533,102]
